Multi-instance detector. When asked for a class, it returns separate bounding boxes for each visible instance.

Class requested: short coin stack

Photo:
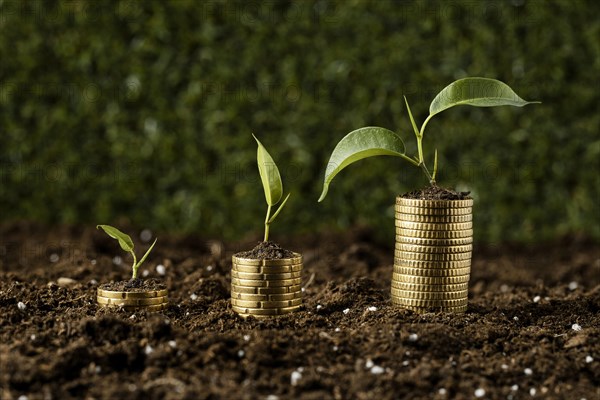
[231,253,303,317]
[392,197,473,313]
[97,288,168,312]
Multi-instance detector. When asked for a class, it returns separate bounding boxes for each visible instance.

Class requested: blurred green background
[1,0,598,243]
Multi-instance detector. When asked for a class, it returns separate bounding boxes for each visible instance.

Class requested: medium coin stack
[231,253,303,317]
[393,197,473,313]
[97,288,168,312]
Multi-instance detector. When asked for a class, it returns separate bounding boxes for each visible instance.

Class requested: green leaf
[403,96,420,138]
[268,192,291,224]
[429,77,540,117]
[318,127,412,202]
[97,225,134,252]
[135,238,157,270]
[253,134,283,206]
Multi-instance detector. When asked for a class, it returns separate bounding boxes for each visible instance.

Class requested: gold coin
[231,305,301,316]
[393,267,470,278]
[97,302,168,312]
[231,284,302,295]
[96,295,168,306]
[394,205,473,215]
[393,274,470,284]
[230,291,302,302]
[394,250,471,261]
[391,301,468,313]
[230,277,302,288]
[395,220,473,231]
[395,243,473,254]
[393,259,471,269]
[395,236,473,246]
[231,298,302,309]
[395,213,472,223]
[232,263,303,274]
[389,296,468,307]
[97,288,168,299]
[396,228,473,239]
[391,281,469,292]
[232,254,302,267]
[231,270,302,280]
[395,198,473,208]
[390,288,468,300]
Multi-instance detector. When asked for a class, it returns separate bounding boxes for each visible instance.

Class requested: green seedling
[97,225,157,279]
[319,77,540,201]
[253,134,291,242]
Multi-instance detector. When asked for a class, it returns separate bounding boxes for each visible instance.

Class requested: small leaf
[319,127,410,202]
[135,238,157,270]
[253,134,283,206]
[97,225,134,252]
[268,193,291,224]
[429,77,540,117]
[404,96,421,138]
[432,149,438,181]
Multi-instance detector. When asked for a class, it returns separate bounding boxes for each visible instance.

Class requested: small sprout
[97,225,157,280]
[319,77,539,201]
[253,134,291,242]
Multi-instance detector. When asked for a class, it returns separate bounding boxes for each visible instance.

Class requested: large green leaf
[318,127,408,202]
[253,134,283,206]
[429,77,540,117]
[96,225,134,252]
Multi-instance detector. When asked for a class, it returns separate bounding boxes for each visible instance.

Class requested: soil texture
[100,279,167,292]
[402,186,471,200]
[0,222,598,400]
[235,241,296,260]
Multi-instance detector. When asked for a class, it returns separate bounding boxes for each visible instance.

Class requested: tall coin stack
[392,198,473,313]
[231,253,303,317]
[97,288,168,312]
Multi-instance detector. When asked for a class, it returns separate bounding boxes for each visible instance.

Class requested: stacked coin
[97,288,168,312]
[392,198,473,313]
[231,253,303,317]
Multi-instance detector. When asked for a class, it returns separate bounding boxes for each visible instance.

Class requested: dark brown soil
[235,241,296,259]
[100,278,167,292]
[1,222,599,400]
[402,185,471,200]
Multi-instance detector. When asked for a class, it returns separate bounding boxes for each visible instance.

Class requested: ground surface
[0,222,598,400]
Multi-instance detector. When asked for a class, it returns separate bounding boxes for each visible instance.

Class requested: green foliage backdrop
[1,0,598,243]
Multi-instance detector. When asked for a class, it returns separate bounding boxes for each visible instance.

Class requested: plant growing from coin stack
[95,225,168,312]
[319,77,539,313]
[229,135,304,318]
